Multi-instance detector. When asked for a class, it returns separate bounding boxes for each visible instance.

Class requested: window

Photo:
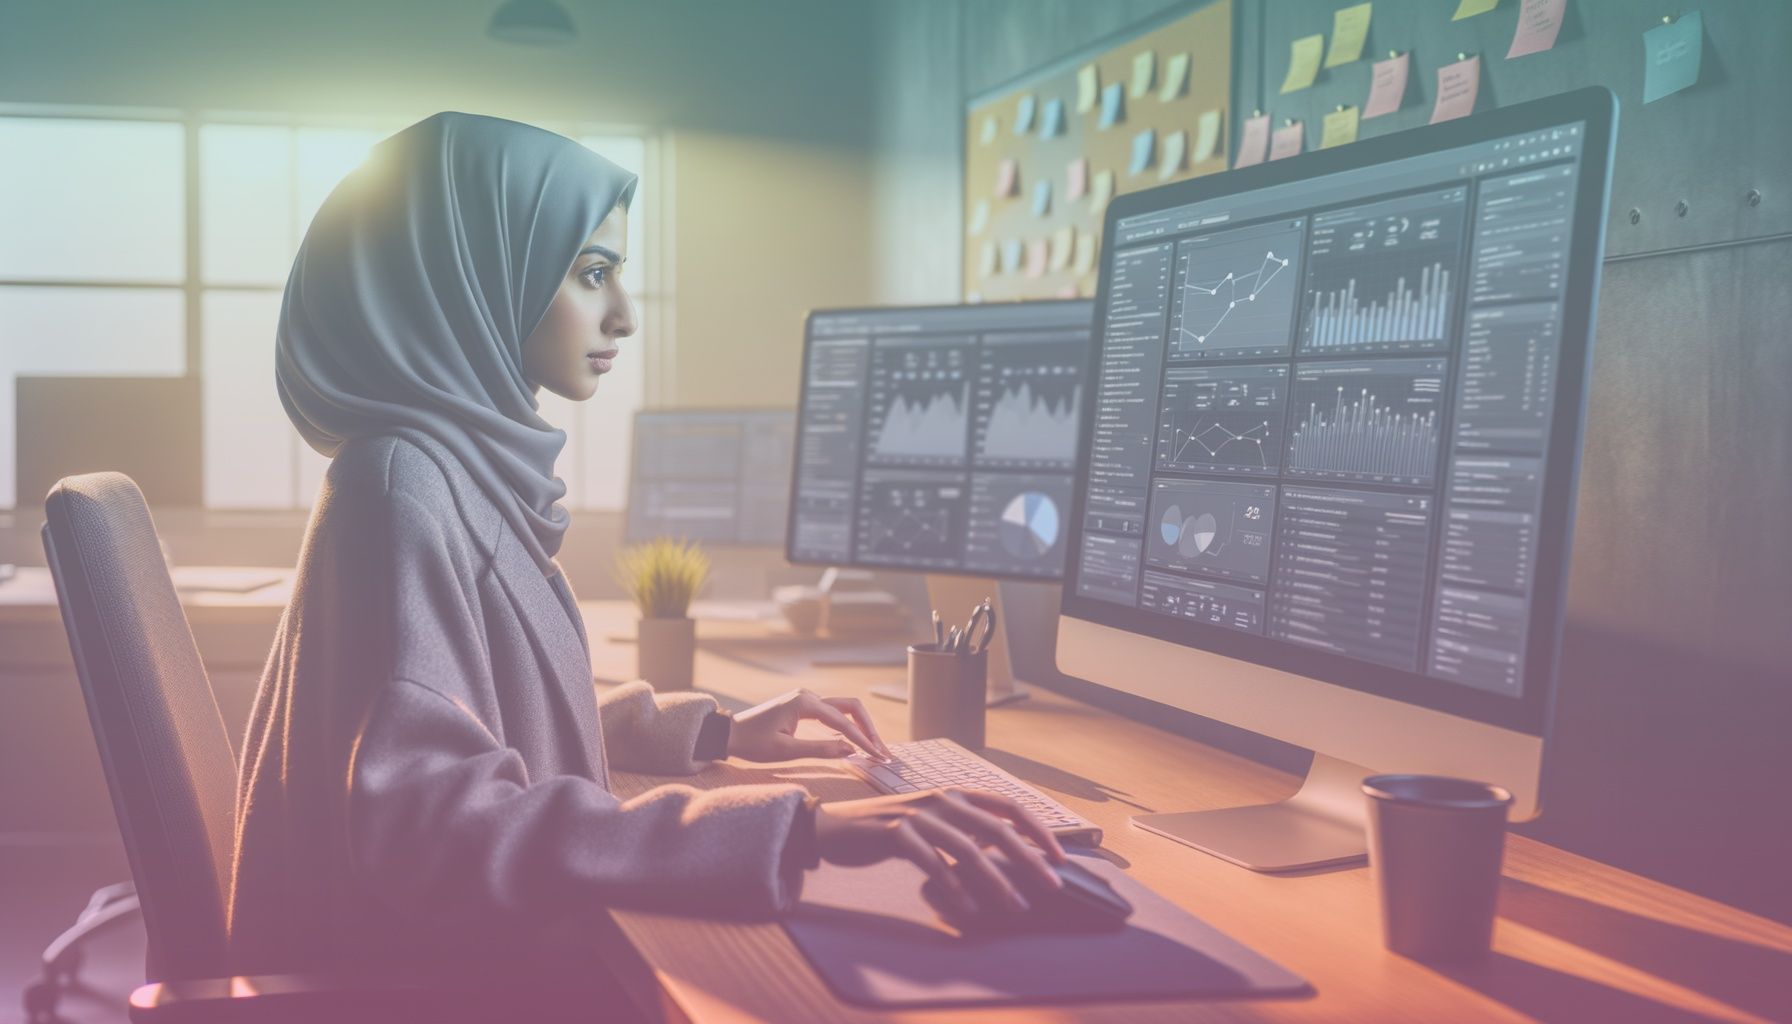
[0,109,656,511]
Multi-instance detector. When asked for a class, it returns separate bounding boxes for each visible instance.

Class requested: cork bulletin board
[964,0,1232,302]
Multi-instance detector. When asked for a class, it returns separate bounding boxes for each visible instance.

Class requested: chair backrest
[41,472,238,983]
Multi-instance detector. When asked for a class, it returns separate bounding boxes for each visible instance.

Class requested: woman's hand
[815,788,1069,914]
[726,688,895,763]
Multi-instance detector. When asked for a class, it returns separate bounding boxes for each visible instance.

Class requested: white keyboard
[843,738,1103,846]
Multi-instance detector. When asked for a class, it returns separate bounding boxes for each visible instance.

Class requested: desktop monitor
[1057,88,1618,871]
[624,409,795,547]
[787,300,1094,582]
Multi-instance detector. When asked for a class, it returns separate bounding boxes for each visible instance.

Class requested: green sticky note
[1324,3,1372,68]
[1643,11,1702,104]
[1281,34,1324,93]
[1452,0,1498,20]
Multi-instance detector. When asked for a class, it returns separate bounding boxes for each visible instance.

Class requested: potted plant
[615,537,709,690]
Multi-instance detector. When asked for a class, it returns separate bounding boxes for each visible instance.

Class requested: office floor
[1,840,139,1024]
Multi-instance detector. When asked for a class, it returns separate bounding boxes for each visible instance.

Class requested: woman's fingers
[780,736,855,759]
[796,692,884,760]
[890,819,975,914]
[911,810,1030,912]
[955,788,1069,863]
[934,790,1061,891]
[823,696,893,759]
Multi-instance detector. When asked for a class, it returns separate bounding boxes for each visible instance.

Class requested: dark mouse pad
[781,852,1311,1008]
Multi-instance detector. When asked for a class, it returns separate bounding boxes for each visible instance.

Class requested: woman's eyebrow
[578,244,623,262]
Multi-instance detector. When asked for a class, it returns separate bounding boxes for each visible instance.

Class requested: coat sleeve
[345,484,810,928]
[596,681,723,775]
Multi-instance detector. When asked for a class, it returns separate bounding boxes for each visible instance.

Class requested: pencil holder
[907,644,987,750]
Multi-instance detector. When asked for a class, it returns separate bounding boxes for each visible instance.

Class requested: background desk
[581,600,1791,1024]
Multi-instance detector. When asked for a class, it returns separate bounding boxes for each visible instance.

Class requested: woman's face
[522,204,637,402]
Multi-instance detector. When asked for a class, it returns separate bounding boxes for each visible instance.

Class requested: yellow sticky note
[1049,225,1075,271]
[968,199,989,236]
[1452,0,1498,19]
[1159,52,1191,102]
[1160,130,1187,180]
[1321,106,1360,148]
[1324,3,1372,68]
[1072,232,1097,275]
[980,115,997,145]
[1130,50,1157,99]
[978,240,998,278]
[1193,109,1222,163]
[1089,169,1115,215]
[1281,34,1324,93]
[1076,64,1100,113]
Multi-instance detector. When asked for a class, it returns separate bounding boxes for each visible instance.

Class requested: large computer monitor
[1058,89,1617,871]
[624,409,795,547]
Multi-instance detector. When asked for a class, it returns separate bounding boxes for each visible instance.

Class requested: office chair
[37,472,567,1023]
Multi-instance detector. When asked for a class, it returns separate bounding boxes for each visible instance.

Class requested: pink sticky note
[1364,52,1410,119]
[1234,113,1272,168]
[1430,56,1481,123]
[995,158,1018,197]
[1507,0,1566,59]
[1268,122,1304,161]
[1024,239,1049,278]
[1066,157,1089,200]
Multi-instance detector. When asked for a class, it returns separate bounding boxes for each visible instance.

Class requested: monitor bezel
[1060,87,1618,738]
[623,406,797,548]
[785,298,1097,583]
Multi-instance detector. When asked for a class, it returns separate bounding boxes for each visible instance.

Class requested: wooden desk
[582,601,1791,1024]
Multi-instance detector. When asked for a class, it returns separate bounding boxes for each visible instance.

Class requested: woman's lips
[588,348,619,374]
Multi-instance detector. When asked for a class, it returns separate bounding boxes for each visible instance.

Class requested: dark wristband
[692,709,732,762]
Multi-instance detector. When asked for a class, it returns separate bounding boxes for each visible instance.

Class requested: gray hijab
[277,111,636,575]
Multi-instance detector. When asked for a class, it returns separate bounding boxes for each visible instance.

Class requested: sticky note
[1643,12,1702,104]
[978,240,998,278]
[1039,97,1066,138]
[1000,238,1023,273]
[1281,34,1324,93]
[1269,121,1304,161]
[1072,232,1097,275]
[1507,0,1566,59]
[1363,52,1409,119]
[1089,169,1115,214]
[968,199,989,236]
[1430,56,1480,123]
[1453,0,1498,19]
[1129,129,1156,175]
[980,115,998,145]
[1049,226,1075,271]
[1193,109,1223,163]
[1099,82,1125,128]
[1032,178,1052,217]
[1025,238,1048,278]
[1160,52,1191,101]
[1015,94,1037,134]
[1131,50,1157,99]
[1321,106,1360,148]
[1324,3,1372,68]
[1235,113,1272,167]
[1066,157,1088,200]
[1076,64,1100,113]
[995,158,1019,197]
[1160,130,1187,180]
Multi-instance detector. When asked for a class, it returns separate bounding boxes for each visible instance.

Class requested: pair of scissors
[953,599,996,657]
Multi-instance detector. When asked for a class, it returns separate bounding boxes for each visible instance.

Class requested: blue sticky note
[1039,97,1066,139]
[1000,238,1023,273]
[1099,82,1125,129]
[1642,11,1702,104]
[1014,93,1037,134]
[1032,178,1052,216]
[1129,129,1156,175]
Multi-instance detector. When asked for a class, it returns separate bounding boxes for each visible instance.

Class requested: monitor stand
[869,575,1034,707]
[1131,753,1372,872]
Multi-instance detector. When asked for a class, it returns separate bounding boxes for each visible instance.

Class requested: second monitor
[788,300,1095,581]
[625,409,795,547]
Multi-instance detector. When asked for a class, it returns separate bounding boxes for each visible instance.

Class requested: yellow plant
[615,538,710,619]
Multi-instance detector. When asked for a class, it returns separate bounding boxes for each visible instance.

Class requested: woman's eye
[581,265,610,287]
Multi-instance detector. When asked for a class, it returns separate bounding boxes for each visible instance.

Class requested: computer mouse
[921,851,1134,935]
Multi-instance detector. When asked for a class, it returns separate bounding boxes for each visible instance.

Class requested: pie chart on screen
[998,491,1060,559]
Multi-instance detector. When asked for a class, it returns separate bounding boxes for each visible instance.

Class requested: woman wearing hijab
[229,113,1066,1005]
